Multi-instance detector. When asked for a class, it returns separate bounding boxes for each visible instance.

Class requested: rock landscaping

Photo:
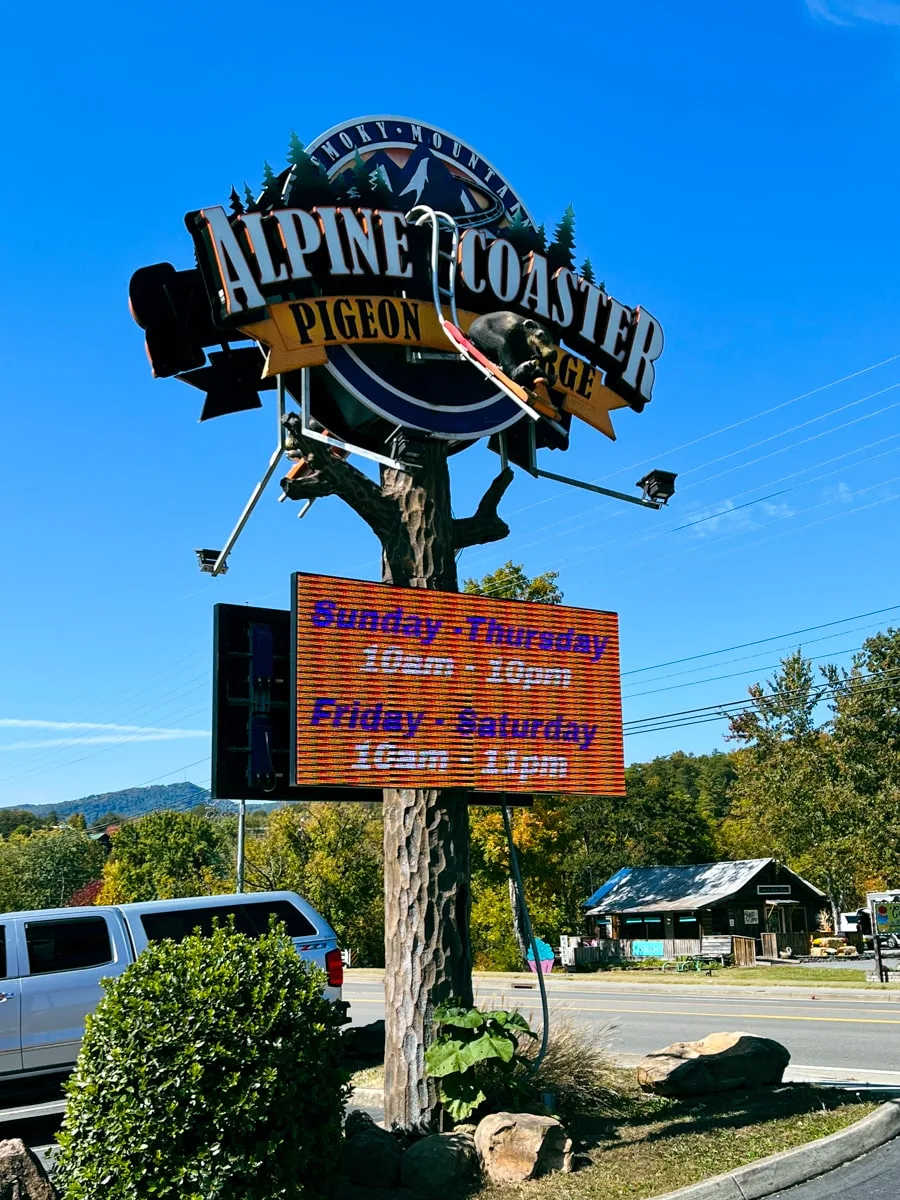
[475,1112,573,1183]
[636,1031,791,1097]
[0,1138,56,1200]
[334,1108,572,1197]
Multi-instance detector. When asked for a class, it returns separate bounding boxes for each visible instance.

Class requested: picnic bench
[661,937,734,975]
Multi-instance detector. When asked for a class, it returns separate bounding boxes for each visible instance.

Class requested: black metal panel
[212,603,529,805]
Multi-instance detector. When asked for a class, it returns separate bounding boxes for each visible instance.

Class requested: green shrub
[54,923,350,1200]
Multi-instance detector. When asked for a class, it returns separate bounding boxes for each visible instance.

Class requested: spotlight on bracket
[196,548,227,574]
[636,470,678,506]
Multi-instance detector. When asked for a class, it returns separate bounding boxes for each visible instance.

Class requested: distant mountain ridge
[5,782,219,826]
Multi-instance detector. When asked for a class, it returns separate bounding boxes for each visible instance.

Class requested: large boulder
[0,1139,56,1199]
[341,1123,402,1188]
[401,1132,479,1197]
[636,1031,790,1097]
[342,1020,385,1063]
[474,1111,573,1183]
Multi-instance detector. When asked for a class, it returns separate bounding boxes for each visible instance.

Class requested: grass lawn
[476,1071,878,1199]
[579,966,899,988]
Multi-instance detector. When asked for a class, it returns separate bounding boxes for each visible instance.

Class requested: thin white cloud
[806,0,900,25]
[760,501,796,519]
[0,719,207,733]
[0,732,209,751]
[0,719,209,751]
[687,500,758,539]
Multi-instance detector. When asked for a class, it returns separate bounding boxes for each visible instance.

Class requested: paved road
[770,1136,900,1199]
[344,976,900,1074]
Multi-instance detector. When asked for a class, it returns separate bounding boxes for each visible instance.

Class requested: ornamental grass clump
[54,922,350,1200]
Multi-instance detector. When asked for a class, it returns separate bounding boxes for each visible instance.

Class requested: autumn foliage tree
[97,810,231,903]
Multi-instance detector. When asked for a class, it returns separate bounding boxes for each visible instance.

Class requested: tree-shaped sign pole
[283,417,514,1127]
[128,113,667,1133]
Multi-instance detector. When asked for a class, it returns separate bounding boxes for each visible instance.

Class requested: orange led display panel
[291,572,625,796]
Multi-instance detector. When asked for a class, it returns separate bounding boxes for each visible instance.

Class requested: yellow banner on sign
[240,296,628,440]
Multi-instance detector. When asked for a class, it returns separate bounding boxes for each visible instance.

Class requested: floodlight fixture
[196,549,227,574]
[636,470,678,506]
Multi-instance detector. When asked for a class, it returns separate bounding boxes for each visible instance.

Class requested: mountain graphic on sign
[334,144,504,228]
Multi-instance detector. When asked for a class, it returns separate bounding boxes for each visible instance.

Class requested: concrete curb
[654,1099,900,1199]
[349,1087,385,1109]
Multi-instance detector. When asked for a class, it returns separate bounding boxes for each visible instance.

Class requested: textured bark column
[380,442,473,1129]
[382,786,472,1128]
[277,427,513,1130]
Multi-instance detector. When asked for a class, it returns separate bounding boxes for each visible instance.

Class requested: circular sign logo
[305,116,533,440]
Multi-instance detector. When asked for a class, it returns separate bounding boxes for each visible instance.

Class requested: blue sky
[2,0,900,805]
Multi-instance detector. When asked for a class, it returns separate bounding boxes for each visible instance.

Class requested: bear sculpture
[467,312,558,390]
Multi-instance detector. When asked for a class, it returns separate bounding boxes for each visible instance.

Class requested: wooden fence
[732,936,757,966]
[574,935,756,968]
[760,932,812,958]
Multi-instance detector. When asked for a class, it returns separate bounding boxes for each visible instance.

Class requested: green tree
[546,204,576,272]
[469,798,582,968]
[243,182,258,213]
[579,257,595,283]
[825,629,900,887]
[245,804,384,965]
[97,809,230,903]
[720,651,865,928]
[0,808,42,838]
[369,164,393,208]
[463,561,562,606]
[229,185,244,215]
[67,812,87,831]
[0,827,106,911]
[300,804,383,966]
[284,131,336,208]
[504,210,540,256]
[259,160,281,207]
[347,149,373,203]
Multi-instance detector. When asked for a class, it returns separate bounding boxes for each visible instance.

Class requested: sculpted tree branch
[279,413,398,543]
[452,466,515,552]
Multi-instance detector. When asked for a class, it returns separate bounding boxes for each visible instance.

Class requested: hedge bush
[54,923,350,1200]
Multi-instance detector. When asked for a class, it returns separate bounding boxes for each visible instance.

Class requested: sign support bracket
[294,367,409,471]
[534,466,662,509]
[207,374,290,575]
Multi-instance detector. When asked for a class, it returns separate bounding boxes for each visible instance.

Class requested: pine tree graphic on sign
[547,204,577,272]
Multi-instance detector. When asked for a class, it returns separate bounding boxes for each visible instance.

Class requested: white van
[0,890,342,1080]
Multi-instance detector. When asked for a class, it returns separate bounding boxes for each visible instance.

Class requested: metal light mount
[196,548,227,574]
[493,424,677,511]
[636,469,678,505]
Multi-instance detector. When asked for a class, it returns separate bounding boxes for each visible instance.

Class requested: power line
[624,639,870,700]
[500,352,900,516]
[465,391,900,587]
[622,618,894,692]
[623,666,900,735]
[623,603,900,675]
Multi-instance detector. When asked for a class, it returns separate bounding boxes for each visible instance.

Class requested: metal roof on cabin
[583,859,825,915]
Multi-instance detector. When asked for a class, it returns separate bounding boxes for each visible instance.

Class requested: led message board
[292,573,624,795]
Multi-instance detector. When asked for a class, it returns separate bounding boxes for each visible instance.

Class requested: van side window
[25,917,113,975]
[0,926,6,978]
[243,900,316,938]
[141,900,315,944]
[141,903,256,944]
